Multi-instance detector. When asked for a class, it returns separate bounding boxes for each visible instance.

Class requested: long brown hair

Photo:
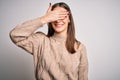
[47,2,79,53]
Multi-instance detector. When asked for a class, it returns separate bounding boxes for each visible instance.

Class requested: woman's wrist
[40,16,47,25]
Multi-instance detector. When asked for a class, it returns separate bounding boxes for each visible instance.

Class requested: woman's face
[51,6,70,34]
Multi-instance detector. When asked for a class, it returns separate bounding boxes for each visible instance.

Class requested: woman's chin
[53,26,67,33]
[55,30,63,33]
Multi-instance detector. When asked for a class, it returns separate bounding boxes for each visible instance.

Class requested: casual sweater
[10,18,88,80]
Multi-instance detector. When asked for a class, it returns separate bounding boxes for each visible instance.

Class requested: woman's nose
[56,19,62,23]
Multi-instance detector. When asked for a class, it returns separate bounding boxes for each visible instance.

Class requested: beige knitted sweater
[10,18,88,80]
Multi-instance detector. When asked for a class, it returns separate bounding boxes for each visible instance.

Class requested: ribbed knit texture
[10,18,88,80]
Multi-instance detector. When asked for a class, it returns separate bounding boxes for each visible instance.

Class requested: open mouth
[55,23,64,28]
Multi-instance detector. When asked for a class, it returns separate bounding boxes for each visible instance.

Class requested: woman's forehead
[53,6,67,11]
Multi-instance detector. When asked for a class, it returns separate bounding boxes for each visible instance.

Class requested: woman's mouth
[55,23,64,28]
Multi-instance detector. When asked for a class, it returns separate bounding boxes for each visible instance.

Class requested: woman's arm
[9,17,46,54]
[9,3,68,55]
[78,44,88,80]
[10,17,44,43]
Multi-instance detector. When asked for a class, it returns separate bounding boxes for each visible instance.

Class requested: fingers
[47,3,52,13]
[59,11,69,15]
[47,10,69,22]
[44,4,69,23]
[55,11,69,19]
[53,10,69,16]
[58,15,67,20]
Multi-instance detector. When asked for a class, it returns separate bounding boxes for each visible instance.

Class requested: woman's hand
[40,3,68,24]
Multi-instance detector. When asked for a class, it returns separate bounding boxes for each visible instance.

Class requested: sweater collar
[52,33,67,42]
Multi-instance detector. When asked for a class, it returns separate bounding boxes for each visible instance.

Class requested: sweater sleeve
[78,44,88,80]
[9,17,46,55]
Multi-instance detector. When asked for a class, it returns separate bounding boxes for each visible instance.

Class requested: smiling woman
[9,2,88,80]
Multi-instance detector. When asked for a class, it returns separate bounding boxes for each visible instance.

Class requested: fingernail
[49,3,51,6]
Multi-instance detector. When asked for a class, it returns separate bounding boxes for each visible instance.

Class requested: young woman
[10,2,88,80]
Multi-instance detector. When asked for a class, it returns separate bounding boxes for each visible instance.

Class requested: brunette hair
[47,2,79,53]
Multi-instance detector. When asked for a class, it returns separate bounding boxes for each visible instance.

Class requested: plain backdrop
[0,0,120,80]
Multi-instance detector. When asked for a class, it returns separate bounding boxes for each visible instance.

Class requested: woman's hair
[47,2,79,53]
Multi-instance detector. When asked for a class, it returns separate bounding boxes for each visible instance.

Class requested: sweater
[10,18,88,80]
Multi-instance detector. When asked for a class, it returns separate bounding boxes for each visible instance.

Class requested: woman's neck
[54,32,67,38]
[54,30,67,38]
[52,32,67,42]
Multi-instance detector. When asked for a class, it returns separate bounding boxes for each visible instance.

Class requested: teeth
[56,22,63,24]
[55,23,64,27]
[57,24,62,25]
[56,23,63,25]
[57,23,63,24]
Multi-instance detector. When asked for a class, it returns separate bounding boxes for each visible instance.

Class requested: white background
[0,0,120,80]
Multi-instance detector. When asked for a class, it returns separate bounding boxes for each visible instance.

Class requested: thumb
[47,3,52,13]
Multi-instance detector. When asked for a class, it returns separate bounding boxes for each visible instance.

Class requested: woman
[10,2,88,80]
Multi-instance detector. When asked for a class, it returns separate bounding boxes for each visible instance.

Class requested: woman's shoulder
[33,31,50,42]
[35,31,46,36]
[75,41,86,52]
